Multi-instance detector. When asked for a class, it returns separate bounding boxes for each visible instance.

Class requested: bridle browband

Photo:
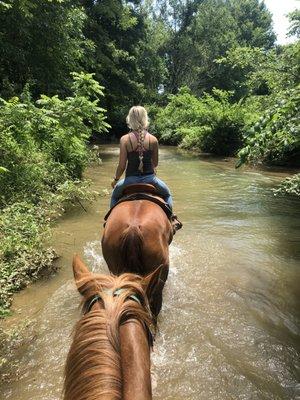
[85,288,142,313]
[84,287,154,346]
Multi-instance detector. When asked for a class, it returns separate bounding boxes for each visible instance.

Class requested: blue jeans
[110,173,173,209]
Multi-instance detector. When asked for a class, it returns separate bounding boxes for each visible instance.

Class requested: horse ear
[143,265,165,297]
[72,254,91,292]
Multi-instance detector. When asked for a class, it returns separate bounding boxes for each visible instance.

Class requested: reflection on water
[1,146,299,400]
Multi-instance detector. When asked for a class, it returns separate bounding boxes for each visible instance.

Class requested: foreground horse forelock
[64,255,162,400]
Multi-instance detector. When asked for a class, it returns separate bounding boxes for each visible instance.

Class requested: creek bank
[0,178,103,382]
[0,177,101,319]
[0,73,109,319]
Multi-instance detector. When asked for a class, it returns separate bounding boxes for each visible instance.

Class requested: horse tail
[120,225,144,274]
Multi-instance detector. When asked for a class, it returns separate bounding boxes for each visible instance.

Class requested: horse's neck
[65,301,152,400]
[120,320,152,400]
[64,308,122,400]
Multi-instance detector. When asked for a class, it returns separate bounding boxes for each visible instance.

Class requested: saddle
[104,183,173,221]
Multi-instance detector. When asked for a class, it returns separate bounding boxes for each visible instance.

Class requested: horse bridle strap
[86,294,102,312]
[85,289,154,346]
[86,288,141,313]
[113,288,141,305]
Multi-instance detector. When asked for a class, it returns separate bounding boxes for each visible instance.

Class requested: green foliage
[273,174,300,197]
[0,0,90,97]
[0,202,56,317]
[0,0,279,133]
[154,87,205,144]
[155,0,202,94]
[237,86,300,167]
[229,0,275,49]
[155,0,275,94]
[0,73,108,316]
[81,0,151,129]
[216,43,300,98]
[154,87,246,156]
[0,179,99,317]
[0,73,109,206]
[137,15,169,101]
[288,9,300,38]
[189,0,240,93]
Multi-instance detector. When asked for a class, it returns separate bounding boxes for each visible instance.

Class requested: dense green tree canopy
[0,0,88,97]
[80,0,147,129]
[0,0,298,141]
[147,0,275,94]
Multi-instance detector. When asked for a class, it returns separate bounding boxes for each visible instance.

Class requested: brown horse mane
[63,273,154,400]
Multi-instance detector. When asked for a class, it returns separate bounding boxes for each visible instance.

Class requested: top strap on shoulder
[128,133,135,152]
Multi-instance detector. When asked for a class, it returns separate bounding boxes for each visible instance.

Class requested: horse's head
[72,254,163,325]
[64,256,162,400]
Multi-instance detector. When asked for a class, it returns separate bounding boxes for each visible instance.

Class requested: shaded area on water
[1,146,300,400]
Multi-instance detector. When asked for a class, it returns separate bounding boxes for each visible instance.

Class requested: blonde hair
[126,106,149,132]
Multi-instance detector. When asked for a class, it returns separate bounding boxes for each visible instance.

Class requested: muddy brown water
[1,145,300,400]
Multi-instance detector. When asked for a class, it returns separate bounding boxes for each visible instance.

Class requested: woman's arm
[152,138,159,169]
[111,136,128,188]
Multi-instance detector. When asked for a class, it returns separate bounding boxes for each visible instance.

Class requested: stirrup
[171,214,183,232]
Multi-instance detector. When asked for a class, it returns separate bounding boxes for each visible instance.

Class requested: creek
[1,145,299,400]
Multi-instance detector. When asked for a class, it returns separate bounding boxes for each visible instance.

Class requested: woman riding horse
[103,106,182,316]
[110,105,182,231]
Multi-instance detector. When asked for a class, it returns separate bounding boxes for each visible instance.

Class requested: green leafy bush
[0,179,100,317]
[0,202,56,317]
[216,44,300,98]
[0,72,109,207]
[180,126,211,149]
[237,86,300,167]
[153,87,204,145]
[154,87,246,156]
[0,73,109,316]
[273,174,300,197]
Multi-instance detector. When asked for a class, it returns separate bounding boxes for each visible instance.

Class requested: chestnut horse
[64,255,161,400]
[101,198,173,316]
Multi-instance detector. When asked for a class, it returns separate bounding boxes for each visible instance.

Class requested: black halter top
[125,132,154,177]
